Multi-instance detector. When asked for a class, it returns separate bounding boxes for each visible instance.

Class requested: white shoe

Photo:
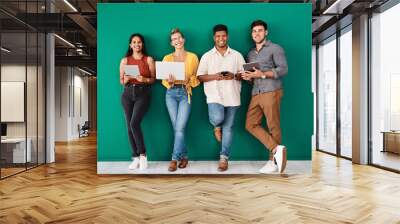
[259,161,278,174]
[274,145,287,173]
[129,157,140,170]
[139,155,148,170]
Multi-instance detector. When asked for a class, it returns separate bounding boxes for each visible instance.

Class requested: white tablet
[156,62,185,80]
[123,65,140,77]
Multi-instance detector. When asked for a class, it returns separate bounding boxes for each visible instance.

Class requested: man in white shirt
[197,24,245,172]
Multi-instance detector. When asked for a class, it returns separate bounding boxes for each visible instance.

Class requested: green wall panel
[98,3,312,161]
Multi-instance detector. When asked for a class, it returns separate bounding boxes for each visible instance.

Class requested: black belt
[125,83,150,88]
[171,84,185,88]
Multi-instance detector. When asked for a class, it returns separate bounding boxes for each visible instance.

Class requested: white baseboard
[97,160,311,175]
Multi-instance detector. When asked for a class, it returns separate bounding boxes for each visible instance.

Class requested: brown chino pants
[245,89,283,152]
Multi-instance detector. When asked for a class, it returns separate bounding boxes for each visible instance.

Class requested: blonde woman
[162,28,200,172]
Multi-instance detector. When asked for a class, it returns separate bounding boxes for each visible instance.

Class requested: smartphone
[221,71,229,76]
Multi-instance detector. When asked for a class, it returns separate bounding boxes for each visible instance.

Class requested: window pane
[1,30,28,177]
[371,3,400,171]
[318,36,337,154]
[340,28,352,158]
[27,31,38,169]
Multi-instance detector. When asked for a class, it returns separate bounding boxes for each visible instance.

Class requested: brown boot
[214,127,222,142]
[178,158,188,169]
[168,160,177,172]
[218,158,228,172]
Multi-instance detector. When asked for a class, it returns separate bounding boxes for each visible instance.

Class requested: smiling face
[130,36,143,53]
[170,32,185,50]
[251,25,268,44]
[213,30,228,48]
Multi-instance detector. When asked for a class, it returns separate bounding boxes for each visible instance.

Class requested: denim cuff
[172,155,188,161]
[220,154,229,160]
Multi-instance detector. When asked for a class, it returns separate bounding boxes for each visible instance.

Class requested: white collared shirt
[197,47,245,107]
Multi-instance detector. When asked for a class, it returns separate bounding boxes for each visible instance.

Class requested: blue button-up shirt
[247,40,288,95]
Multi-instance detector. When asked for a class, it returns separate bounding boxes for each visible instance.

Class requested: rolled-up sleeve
[272,45,288,79]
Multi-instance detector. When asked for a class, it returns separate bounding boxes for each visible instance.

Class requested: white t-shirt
[197,47,245,107]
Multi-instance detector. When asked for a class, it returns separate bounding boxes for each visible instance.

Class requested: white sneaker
[139,155,148,170]
[259,161,278,174]
[129,157,140,170]
[274,145,287,173]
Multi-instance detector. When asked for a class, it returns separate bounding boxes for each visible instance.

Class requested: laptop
[155,61,185,80]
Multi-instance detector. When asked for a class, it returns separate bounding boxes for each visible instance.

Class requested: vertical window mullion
[0,17,2,179]
[36,0,39,167]
[316,45,320,151]
[336,29,341,157]
[25,0,28,171]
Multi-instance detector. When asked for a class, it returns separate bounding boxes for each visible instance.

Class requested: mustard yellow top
[162,51,200,103]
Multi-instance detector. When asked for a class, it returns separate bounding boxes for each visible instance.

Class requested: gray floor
[97,160,312,175]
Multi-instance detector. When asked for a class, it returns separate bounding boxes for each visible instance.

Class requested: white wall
[55,66,69,141]
[70,72,89,139]
[54,67,89,141]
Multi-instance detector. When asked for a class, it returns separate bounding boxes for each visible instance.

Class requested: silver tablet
[123,65,140,77]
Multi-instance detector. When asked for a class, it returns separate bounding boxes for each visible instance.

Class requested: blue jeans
[165,87,191,161]
[207,103,239,159]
